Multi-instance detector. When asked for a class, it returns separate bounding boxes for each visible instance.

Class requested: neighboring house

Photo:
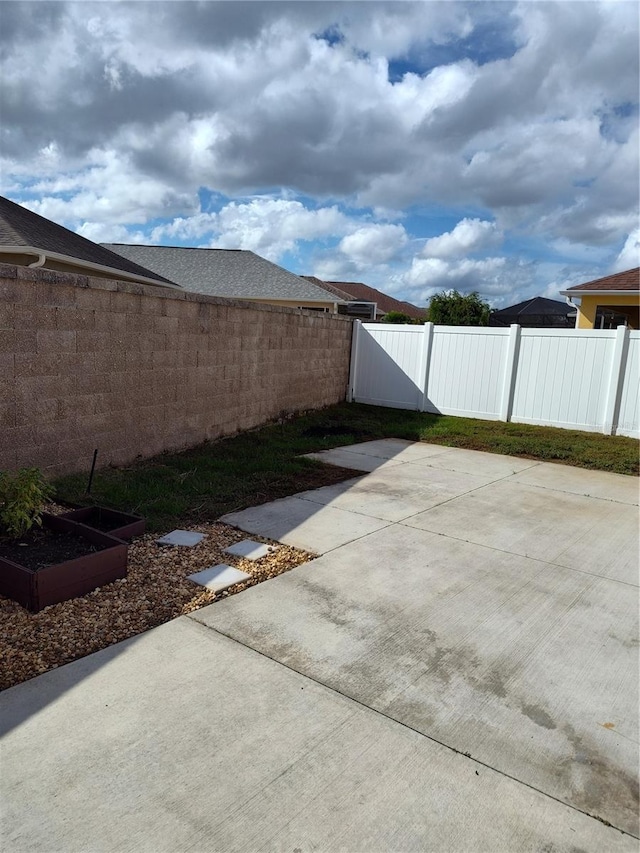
[301,276,376,320]
[560,267,639,329]
[303,277,426,321]
[0,196,179,289]
[489,297,576,328]
[104,245,341,311]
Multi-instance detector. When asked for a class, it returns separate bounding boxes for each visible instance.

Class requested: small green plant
[0,468,55,540]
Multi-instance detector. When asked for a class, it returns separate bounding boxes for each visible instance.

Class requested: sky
[1,1,639,309]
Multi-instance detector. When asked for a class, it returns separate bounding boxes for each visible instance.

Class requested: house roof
[104,244,342,303]
[0,195,178,287]
[491,297,574,318]
[300,276,355,301]
[312,280,426,318]
[489,297,576,328]
[561,267,639,295]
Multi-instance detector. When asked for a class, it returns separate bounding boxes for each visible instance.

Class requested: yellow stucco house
[561,267,639,329]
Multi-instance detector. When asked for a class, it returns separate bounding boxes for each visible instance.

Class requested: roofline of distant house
[221,294,342,306]
[559,288,639,297]
[0,245,182,290]
[104,244,346,303]
[106,242,244,251]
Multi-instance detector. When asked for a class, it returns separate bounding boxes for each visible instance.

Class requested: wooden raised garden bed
[0,513,127,612]
[58,506,146,541]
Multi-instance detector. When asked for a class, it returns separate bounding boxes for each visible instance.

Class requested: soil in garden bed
[0,527,110,571]
[74,511,128,533]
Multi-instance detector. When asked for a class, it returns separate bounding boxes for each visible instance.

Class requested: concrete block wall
[0,263,353,477]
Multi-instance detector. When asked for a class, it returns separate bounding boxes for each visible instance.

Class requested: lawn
[54,403,639,531]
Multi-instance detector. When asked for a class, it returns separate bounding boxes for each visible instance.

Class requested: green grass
[54,403,639,532]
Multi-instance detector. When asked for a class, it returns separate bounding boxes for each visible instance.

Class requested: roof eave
[226,294,346,305]
[559,288,640,297]
[0,245,182,290]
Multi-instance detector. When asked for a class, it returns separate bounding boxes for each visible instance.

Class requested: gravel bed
[0,520,314,691]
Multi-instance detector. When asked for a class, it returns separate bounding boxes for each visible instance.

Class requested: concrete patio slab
[221,495,391,553]
[304,447,406,472]
[187,564,251,592]
[402,478,640,584]
[155,530,205,547]
[194,522,640,837]
[1,617,635,853]
[303,438,453,473]
[409,446,540,478]
[3,441,638,852]
[335,438,452,462]
[224,539,273,560]
[511,460,640,505]
[295,465,498,522]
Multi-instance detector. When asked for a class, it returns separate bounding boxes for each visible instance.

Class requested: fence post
[499,324,521,422]
[347,319,362,403]
[419,322,434,412]
[602,325,629,435]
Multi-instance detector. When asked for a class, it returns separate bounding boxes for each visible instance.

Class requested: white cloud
[339,224,408,267]
[212,199,350,260]
[612,228,640,272]
[0,0,637,308]
[422,218,502,258]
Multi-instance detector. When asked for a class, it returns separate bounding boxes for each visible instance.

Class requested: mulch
[0,519,314,692]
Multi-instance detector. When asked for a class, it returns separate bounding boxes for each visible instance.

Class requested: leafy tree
[427,290,491,326]
[382,311,413,324]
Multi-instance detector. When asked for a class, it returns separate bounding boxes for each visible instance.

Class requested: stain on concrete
[561,722,639,836]
[520,703,557,730]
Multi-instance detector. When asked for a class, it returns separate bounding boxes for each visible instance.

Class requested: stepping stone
[156,530,205,547]
[187,564,251,592]
[224,539,273,561]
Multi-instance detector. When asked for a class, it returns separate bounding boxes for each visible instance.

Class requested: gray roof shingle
[103,244,342,303]
[0,195,177,286]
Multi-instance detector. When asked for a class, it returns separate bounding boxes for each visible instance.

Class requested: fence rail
[348,322,639,438]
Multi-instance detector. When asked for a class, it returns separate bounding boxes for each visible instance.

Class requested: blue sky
[1,1,638,308]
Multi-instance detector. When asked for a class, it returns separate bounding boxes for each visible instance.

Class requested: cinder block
[0,278,36,304]
[15,397,59,427]
[76,331,113,352]
[93,391,123,415]
[0,353,14,380]
[126,350,154,370]
[35,281,76,306]
[94,311,127,333]
[56,395,96,421]
[0,303,15,330]
[0,445,17,472]
[153,315,179,335]
[95,351,126,372]
[112,292,142,314]
[13,304,57,330]
[15,442,61,470]
[1,330,37,353]
[37,330,77,353]
[74,287,111,311]
[0,401,16,428]
[56,308,95,331]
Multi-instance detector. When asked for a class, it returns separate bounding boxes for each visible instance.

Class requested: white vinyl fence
[348,322,639,438]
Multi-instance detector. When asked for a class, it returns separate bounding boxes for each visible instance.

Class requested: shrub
[382,311,413,324]
[0,468,55,540]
